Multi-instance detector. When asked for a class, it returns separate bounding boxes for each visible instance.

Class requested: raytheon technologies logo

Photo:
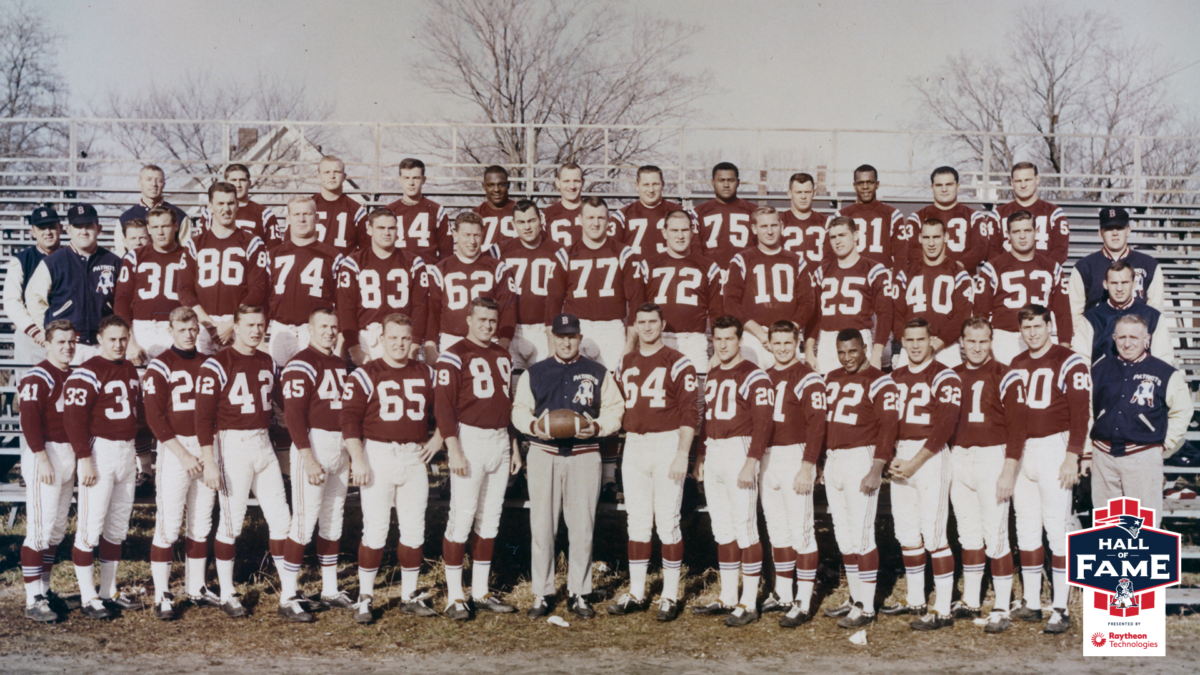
[1091,632,1106,648]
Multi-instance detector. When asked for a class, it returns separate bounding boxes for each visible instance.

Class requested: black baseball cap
[551,313,581,335]
[1099,206,1130,230]
[28,206,61,228]
[66,203,99,226]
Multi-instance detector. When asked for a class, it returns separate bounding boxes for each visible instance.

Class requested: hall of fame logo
[1067,497,1181,656]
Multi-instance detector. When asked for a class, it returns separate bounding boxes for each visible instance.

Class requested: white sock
[280,563,299,603]
[98,560,119,599]
[25,579,41,605]
[662,565,681,602]
[151,561,171,602]
[933,571,953,616]
[1022,566,1042,610]
[360,568,379,597]
[401,568,419,600]
[75,563,97,604]
[471,561,491,599]
[446,565,464,602]
[216,558,235,602]
[858,566,877,613]
[321,564,339,598]
[629,561,649,602]
[774,560,795,604]
[993,574,1013,614]
[844,563,861,605]
[963,565,985,608]
[1051,566,1068,611]
[796,574,815,612]
[905,561,926,607]
[185,557,206,597]
[739,574,759,608]
[719,566,739,606]
[42,553,54,592]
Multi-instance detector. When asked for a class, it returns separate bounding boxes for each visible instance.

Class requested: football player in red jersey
[267,196,343,369]
[384,157,451,262]
[307,155,365,256]
[145,307,221,620]
[65,315,145,619]
[475,165,517,249]
[610,165,698,257]
[425,211,517,358]
[974,211,1073,364]
[278,309,358,621]
[809,217,892,373]
[18,320,75,622]
[760,321,826,627]
[434,297,520,620]
[195,305,289,619]
[882,319,962,630]
[836,164,907,271]
[892,218,972,368]
[952,317,1027,634]
[821,329,898,628]
[607,303,698,621]
[691,315,773,627]
[343,314,442,624]
[338,208,428,364]
[1009,304,1090,634]
[723,207,814,368]
[543,162,584,248]
[195,164,281,246]
[693,162,758,270]
[781,172,827,265]
[499,199,568,374]
[180,181,270,355]
[905,167,990,272]
[988,163,1069,264]
[646,211,722,376]
[116,206,187,365]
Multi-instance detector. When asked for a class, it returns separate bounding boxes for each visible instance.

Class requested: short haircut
[1017,304,1050,325]
[853,164,878,181]
[635,302,664,321]
[168,306,198,325]
[98,314,130,335]
[513,198,540,217]
[712,162,739,179]
[382,313,412,330]
[904,317,932,335]
[921,217,945,234]
[768,320,799,340]
[1007,209,1034,231]
[44,319,76,342]
[208,181,237,202]
[483,165,508,179]
[224,163,250,178]
[751,205,777,224]
[1106,260,1135,280]
[398,157,426,174]
[827,215,857,233]
[468,296,500,315]
[122,218,148,236]
[454,211,483,231]
[140,164,165,177]
[319,155,344,169]
[960,316,994,338]
[665,209,691,226]
[146,205,178,226]
[1114,314,1149,332]
[234,304,265,323]
[712,315,743,339]
[287,194,317,211]
[1011,161,1038,176]
[789,172,815,189]
[835,328,864,345]
[310,307,337,322]
[368,207,397,227]
[557,162,582,178]
[581,195,608,211]
[636,165,663,182]
[931,166,959,183]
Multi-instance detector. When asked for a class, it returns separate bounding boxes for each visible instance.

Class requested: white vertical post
[981,131,992,202]
[1133,136,1143,204]
[525,124,536,196]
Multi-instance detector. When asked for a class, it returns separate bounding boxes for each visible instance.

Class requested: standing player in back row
[500,200,568,377]
[267,196,343,368]
[195,164,282,247]
[384,157,451,262]
[693,162,758,271]
[610,165,697,257]
[892,218,972,368]
[808,217,892,373]
[989,163,1069,264]
[836,164,907,270]
[543,162,585,248]
[781,172,827,265]
[475,165,517,249]
[309,155,365,256]
[906,167,990,272]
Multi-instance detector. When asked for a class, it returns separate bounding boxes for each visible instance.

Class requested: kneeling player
[342,314,442,624]
[692,316,772,627]
[65,315,146,618]
[821,329,898,628]
[195,305,290,618]
[761,321,826,627]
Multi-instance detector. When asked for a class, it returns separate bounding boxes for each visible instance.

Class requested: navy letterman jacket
[1082,298,1162,361]
[1074,248,1159,312]
[31,245,121,344]
[1091,353,1176,456]
[514,354,622,456]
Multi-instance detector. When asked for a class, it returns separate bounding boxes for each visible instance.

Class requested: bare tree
[410,0,710,190]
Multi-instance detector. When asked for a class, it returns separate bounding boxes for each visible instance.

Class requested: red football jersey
[892,259,973,345]
[498,237,569,326]
[974,252,1073,343]
[954,358,1027,459]
[194,347,277,446]
[474,200,517,250]
[891,361,962,451]
[837,200,907,270]
[702,360,774,460]
[692,197,759,269]
[195,200,281,247]
[619,346,699,434]
[18,361,70,452]
[384,196,451,262]
[341,358,436,444]
[114,244,187,322]
[906,204,990,272]
[723,247,815,331]
[281,347,348,447]
[268,239,342,326]
[65,356,143,457]
[550,238,645,324]
[988,199,1069,265]
[610,199,698,257]
[768,361,826,462]
[780,209,827,265]
[1009,345,1090,455]
[542,201,582,248]
[310,193,366,256]
[434,338,513,435]
[179,228,270,318]
[644,252,722,334]
[143,347,205,442]
[425,253,517,341]
[336,247,428,341]
[824,365,899,461]
[813,256,893,345]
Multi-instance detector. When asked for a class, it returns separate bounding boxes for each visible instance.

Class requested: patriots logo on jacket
[572,379,594,406]
[1114,513,1145,538]
[97,269,115,295]
[1131,380,1155,407]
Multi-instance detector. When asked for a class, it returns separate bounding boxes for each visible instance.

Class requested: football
[539,409,586,439]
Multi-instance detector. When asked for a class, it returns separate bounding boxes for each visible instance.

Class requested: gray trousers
[528,449,601,597]
[1092,448,1163,519]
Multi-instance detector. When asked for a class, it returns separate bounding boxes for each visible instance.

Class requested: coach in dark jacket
[511,313,624,620]
[1090,314,1192,516]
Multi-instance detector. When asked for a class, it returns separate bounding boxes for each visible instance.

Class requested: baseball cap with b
[551,313,581,335]
[66,203,99,226]
[1099,206,1130,230]
[27,205,61,228]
